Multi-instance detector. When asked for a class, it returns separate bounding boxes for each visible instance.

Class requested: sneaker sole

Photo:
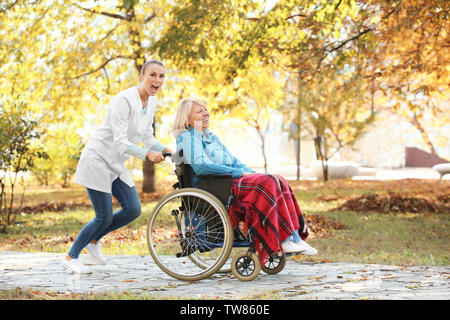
[86,249,107,265]
[301,249,318,256]
[293,243,318,256]
[61,261,92,274]
[91,256,107,265]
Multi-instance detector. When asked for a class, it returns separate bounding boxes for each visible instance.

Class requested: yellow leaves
[348,0,359,19]
[136,57,145,67]
[369,15,381,25]
[297,29,308,41]
[315,9,326,22]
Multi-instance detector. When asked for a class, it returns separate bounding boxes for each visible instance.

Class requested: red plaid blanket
[228,173,309,264]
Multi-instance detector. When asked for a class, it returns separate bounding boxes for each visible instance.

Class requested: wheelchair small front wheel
[261,254,286,275]
[231,250,261,281]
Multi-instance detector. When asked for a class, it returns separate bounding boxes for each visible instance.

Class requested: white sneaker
[295,239,318,255]
[86,243,107,265]
[61,257,92,274]
[281,240,308,254]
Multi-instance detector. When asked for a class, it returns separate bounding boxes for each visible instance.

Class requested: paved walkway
[1,251,449,300]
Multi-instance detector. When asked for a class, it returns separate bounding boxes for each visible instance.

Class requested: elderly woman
[173,98,317,265]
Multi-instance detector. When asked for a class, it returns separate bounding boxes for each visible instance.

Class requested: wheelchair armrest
[196,174,232,206]
[197,174,232,179]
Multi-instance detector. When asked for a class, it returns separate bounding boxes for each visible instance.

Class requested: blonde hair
[140,59,164,75]
[173,98,207,137]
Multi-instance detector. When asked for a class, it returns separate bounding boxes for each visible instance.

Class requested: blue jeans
[68,178,141,259]
[284,230,303,243]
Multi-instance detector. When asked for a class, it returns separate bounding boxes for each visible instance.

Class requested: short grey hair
[172,98,207,137]
[140,59,165,75]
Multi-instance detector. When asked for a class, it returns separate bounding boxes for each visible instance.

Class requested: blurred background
[1,0,449,192]
[0,1,449,273]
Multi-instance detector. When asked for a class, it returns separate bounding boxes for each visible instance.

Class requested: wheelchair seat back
[174,149,232,207]
[172,150,251,249]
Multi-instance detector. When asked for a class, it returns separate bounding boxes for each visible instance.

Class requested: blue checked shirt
[176,127,254,186]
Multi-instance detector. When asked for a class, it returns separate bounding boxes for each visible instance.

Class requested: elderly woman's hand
[241,172,256,177]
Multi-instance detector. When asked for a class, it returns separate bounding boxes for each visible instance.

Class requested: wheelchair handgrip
[162,152,172,158]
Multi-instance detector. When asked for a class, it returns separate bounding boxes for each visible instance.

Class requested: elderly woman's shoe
[281,240,307,254]
[295,239,318,255]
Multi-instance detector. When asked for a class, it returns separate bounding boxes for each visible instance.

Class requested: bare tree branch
[0,0,19,13]
[67,55,130,80]
[327,27,372,55]
[72,2,127,20]
[316,2,402,70]
[286,13,308,20]
[145,10,158,23]
[334,0,342,11]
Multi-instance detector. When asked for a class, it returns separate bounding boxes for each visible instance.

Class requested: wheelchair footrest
[232,240,250,247]
[284,252,303,257]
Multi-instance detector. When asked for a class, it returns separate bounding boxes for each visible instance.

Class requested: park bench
[432,163,450,179]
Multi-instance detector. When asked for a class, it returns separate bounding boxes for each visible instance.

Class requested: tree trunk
[142,121,156,193]
[256,127,268,173]
[411,112,438,156]
[142,159,156,193]
[296,136,301,180]
[124,3,158,193]
[314,135,329,181]
[261,142,268,174]
[296,74,302,180]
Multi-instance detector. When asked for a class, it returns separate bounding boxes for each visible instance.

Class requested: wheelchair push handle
[162,152,172,158]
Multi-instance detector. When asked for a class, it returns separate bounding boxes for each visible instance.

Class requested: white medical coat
[74,86,162,194]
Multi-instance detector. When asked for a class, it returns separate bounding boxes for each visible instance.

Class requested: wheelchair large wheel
[187,250,232,274]
[147,188,233,281]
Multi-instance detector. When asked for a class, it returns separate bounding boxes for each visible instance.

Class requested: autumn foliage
[0,1,448,230]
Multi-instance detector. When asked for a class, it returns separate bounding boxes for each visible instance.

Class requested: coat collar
[188,127,214,143]
[125,86,158,111]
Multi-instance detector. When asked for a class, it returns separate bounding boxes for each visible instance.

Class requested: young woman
[62,60,172,274]
[173,98,317,265]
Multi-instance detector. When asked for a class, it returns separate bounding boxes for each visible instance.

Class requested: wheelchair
[146,151,287,281]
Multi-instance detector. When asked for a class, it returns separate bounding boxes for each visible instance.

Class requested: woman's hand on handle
[146,150,165,164]
[162,148,173,158]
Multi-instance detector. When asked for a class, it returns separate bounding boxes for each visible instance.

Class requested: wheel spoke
[147,189,232,281]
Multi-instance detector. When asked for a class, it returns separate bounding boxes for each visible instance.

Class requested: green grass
[0,287,190,300]
[302,210,449,266]
[2,178,448,266]
[0,286,285,300]
[1,178,449,299]
[0,202,158,255]
[290,179,450,266]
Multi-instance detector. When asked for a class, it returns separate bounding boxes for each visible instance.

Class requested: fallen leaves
[151,226,178,243]
[305,214,348,238]
[1,234,76,251]
[2,178,447,256]
[111,226,146,240]
[291,179,450,197]
[14,189,165,216]
[19,201,91,214]
[334,192,450,214]
[5,287,94,300]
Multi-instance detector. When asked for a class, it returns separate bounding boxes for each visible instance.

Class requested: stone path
[1,251,449,300]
